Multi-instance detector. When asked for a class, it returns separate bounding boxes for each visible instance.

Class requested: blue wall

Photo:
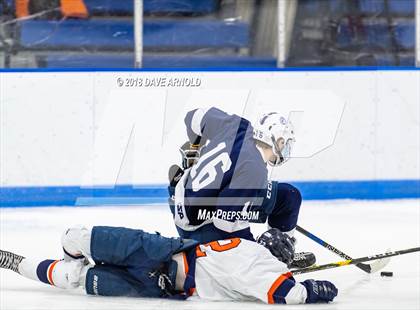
[1,179,418,207]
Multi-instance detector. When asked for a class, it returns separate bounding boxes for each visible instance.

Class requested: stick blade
[364,248,392,274]
[368,257,391,273]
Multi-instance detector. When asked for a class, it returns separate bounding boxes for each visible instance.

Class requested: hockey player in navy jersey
[168,107,313,268]
[0,226,337,304]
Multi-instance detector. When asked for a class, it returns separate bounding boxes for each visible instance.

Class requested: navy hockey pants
[251,182,302,233]
[84,226,197,297]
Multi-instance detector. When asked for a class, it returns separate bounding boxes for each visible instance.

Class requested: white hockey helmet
[253,112,295,166]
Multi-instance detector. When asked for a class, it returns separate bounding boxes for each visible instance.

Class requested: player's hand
[256,228,295,265]
[301,279,338,303]
[179,141,200,169]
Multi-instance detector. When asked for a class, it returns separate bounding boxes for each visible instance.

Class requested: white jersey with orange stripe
[192,238,308,304]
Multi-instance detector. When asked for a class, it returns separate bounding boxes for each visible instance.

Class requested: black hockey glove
[256,228,295,266]
[301,279,338,303]
[168,164,184,188]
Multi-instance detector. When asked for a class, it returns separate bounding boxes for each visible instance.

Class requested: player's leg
[0,249,89,290]
[62,226,197,267]
[259,182,315,268]
[266,182,302,237]
[0,249,174,298]
[85,264,174,297]
[62,225,198,296]
[250,181,301,234]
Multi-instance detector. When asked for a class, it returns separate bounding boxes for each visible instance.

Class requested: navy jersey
[172,107,268,241]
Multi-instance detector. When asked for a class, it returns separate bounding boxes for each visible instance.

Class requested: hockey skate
[0,249,24,273]
[290,252,316,269]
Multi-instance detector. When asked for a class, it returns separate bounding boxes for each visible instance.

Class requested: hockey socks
[0,249,89,289]
[23,258,88,289]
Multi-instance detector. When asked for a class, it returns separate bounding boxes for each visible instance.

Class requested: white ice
[1,199,419,310]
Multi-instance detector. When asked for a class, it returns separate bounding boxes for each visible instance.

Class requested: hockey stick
[291,246,420,275]
[296,225,389,273]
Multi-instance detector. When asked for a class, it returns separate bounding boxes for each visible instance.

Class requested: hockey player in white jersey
[0,226,337,305]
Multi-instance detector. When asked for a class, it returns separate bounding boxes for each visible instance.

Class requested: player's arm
[256,229,338,304]
[184,107,243,147]
[264,274,337,304]
[184,108,208,147]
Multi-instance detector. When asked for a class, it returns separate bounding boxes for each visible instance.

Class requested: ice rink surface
[1,199,419,310]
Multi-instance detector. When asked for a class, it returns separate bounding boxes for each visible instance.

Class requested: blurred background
[0,0,418,69]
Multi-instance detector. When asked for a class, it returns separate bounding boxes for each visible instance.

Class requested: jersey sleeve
[184,108,207,146]
[230,240,308,304]
[231,247,309,304]
[265,273,308,304]
[184,107,242,146]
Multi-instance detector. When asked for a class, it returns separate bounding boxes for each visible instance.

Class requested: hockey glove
[301,279,338,303]
[256,228,295,266]
[179,141,200,169]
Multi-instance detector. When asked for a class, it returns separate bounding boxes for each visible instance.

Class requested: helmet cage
[269,135,294,167]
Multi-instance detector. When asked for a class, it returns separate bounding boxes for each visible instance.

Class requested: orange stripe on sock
[15,0,29,18]
[267,272,292,304]
[47,260,60,286]
[60,0,88,18]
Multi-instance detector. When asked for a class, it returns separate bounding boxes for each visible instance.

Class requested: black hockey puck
[380,271,393,277]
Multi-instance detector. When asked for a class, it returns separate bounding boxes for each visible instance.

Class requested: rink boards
[0,70,419,206]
